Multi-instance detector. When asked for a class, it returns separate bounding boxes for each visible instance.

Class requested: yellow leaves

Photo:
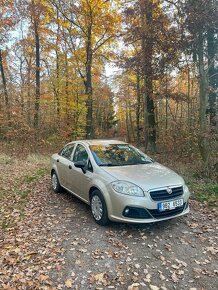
[27,47,33,54]
[57,19,70,29]
[25,251,37,260]
[128,283,140,290]
[65,278,73,288]
[45,14,50,24]
[94,272,105,282]
[89,272,109,286]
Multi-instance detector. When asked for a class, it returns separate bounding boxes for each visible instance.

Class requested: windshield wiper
[99,163,118,167]
[124,161,152,165]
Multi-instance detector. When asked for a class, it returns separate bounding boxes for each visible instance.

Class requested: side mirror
[74,161,87,173]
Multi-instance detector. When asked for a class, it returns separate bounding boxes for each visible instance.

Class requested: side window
[87,160,93,172]
[73,144,88,163]
[59,144,75,160]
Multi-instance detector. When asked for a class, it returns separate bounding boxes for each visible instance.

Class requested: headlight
[184,184,190,194]
[111,181,144,197]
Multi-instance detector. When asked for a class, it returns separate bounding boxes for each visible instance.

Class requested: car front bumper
[105,185,190,223]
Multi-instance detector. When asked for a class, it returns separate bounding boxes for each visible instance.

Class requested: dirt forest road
[1,169,218,290]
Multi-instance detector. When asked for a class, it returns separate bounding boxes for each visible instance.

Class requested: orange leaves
[0,0,16,38]
[88,272,109,286]
[56,18,70,29]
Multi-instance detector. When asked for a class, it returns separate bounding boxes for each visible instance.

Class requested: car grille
[149,186,183,201]
[148,203,186,219]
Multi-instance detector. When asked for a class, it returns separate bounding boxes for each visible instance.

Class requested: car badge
[166,187,172,194]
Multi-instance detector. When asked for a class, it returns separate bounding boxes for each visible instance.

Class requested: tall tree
[0,49,10,119]
[31,0,41,129]
[51,0,120,138]
[0,0,16,120]
[140,0,156,151]
[122,0,181,150]
[184,0,218,163]
[207,0,217,127]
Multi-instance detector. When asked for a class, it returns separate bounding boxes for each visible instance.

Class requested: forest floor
[0,153,217,290]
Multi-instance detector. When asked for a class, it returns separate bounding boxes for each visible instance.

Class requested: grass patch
[161,158,218,208]
[1,219,10,229]
[0,154,12,165]
[0,155,50,231]
[23,167,48,183]
[26,153,50,164]
[17,190,30,199]
[188,181,218,207]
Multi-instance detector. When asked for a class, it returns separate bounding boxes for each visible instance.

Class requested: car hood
[101,162,184,191]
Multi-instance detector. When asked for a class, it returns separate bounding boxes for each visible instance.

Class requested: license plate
[158,199,184,211]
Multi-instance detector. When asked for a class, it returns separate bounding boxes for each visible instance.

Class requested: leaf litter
[0,157,217,289]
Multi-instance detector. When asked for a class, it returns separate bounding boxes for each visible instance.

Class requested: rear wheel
[90,190,109,226]
[51,171,62,193]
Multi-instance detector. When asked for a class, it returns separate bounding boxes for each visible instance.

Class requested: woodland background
[0,0,217,177]
[0,2,218,287]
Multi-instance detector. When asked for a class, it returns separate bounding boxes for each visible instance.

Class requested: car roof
[69,139,128,146]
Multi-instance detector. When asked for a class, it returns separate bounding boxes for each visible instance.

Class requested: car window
[90,144,153,166]
[73,144,88,163]
[87,160,93,172]
[59,144,75,160]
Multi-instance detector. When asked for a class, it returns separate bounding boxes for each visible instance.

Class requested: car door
[56,143,75,187]
[67,143,92,202]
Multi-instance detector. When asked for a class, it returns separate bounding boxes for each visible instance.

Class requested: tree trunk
[146,1,156,152]
[55,50,60,116]
[136,64,141,145]
[198,30,209,164]
[65,54,70,122]
[56,10,60,117]
[187,64,191,132]
[165,76,168,131]
[140,0,156,152]
[0,49,10,120]
[207,26,217,127]
[26,59,31,125]
[128,99,135,141]
[125,100,130,142]
[85,26,93,139]
[140,1,148,150]
[33,17,40,129]
[187,64,191,150]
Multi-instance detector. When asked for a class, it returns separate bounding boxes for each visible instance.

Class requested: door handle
[69,165,72,169]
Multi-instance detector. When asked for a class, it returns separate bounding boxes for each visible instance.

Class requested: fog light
[123,207,152,219]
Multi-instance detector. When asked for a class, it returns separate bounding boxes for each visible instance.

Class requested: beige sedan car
[51,140,190,225]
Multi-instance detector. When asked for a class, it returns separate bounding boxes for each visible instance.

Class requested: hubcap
[91,195,103,221]
[52,173,58,190]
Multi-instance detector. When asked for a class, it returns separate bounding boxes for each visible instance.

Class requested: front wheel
[51,171,62,193]
[90,190,109,226]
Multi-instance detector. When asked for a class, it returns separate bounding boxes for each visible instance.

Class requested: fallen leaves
[1,157,218,289]
[144,273,152,283]
[171,272,179,283]
[0,158,64,289]
[65,278,73,288]
[149,285,160,290]
[88,272,109,286]
[205,246,218,255]
[128,283,140,290]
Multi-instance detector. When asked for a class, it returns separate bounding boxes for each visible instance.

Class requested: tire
[51,171,62,193]
[90,190,109,226]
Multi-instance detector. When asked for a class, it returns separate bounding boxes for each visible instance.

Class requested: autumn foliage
[0,0,217,173]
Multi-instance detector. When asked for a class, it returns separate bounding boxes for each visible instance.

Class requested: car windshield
[90,144,153,166]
